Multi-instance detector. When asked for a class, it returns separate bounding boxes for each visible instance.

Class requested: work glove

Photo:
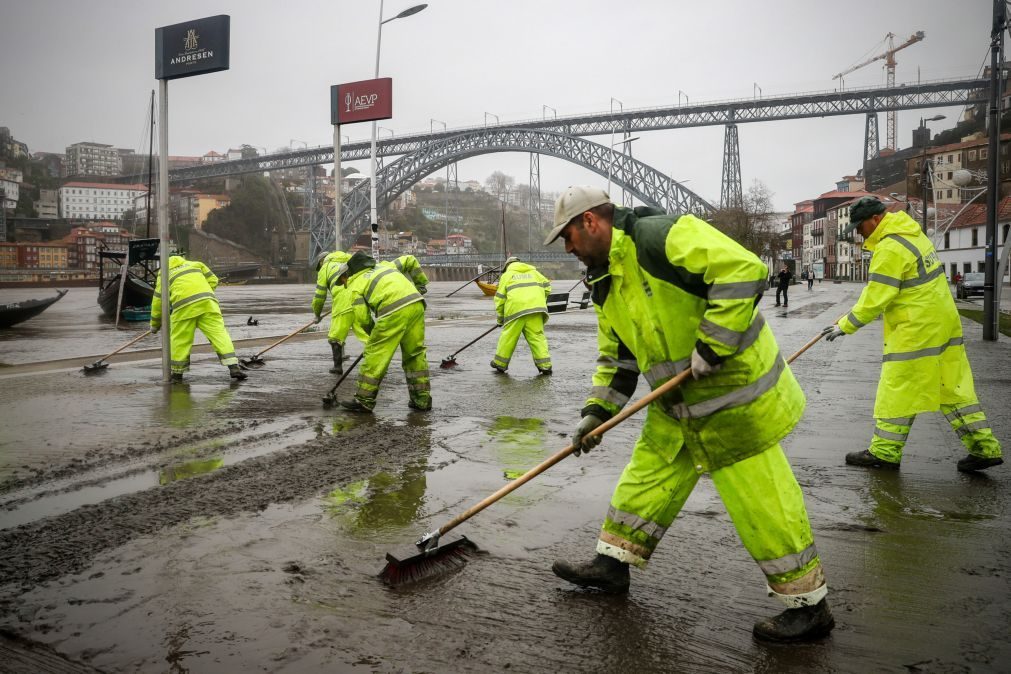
[313,313,323,325]
[821,324,846,342]
[496,317,503,327]
[150,325,160,335]
[571,414,605,456]
[690,348,722,380]
[417,285,428,295]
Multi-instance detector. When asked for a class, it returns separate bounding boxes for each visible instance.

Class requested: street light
[543,104,557,120]
[754,82,762,99]
[369,2,428,257]
[289,139,308,150]
[606,135,640,203]
[378,126,395,139]
[918,114,946,231]
[678,90,688,106]
[484,112,499,127]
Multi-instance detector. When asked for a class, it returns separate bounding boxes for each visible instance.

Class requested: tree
[709,180,781,262]
[484,171,514,201]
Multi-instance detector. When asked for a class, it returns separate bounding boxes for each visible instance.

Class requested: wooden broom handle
[253,318,318,358]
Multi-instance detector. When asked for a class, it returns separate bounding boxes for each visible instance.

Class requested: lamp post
[678,90,688,107]
[369,2,428,258]
[606,135,640,203]
[918,114,946,231]
[484,112,499,127]
[753,82,762,99]
[542,104,556,120]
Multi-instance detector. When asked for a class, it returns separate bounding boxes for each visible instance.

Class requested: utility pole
[984,0,1005,341]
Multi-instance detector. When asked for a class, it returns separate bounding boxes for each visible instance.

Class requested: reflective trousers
[597,434,823,593]
[353,301,431,410]
[868,400,1002,464]
[491,313,552,372]
[169,311,238,374]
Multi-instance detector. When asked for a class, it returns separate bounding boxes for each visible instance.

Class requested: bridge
[127,77,986,259]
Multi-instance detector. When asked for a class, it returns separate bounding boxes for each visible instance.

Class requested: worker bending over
[490,256,553,375]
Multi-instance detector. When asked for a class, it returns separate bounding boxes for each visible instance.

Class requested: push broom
[379,330,827,586]
[439,324,500,369]
[240,317,317,369]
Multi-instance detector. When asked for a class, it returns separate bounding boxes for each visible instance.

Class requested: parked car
[956,272,985,299]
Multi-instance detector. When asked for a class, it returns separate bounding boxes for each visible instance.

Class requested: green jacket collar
[586,206,667,284]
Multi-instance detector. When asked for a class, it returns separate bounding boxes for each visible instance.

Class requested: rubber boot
[170,373,184,384]
[753,599,835,643]
[957,454,1004,472]
[339,398,373,414]
[538,367,553,376]
[329,342,344,375]
[228,364,247,381]
[552,553,630,594]
[408,399,432,412]
[845,449,898,469]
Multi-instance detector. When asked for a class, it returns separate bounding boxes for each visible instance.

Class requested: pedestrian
[331,251,432,413]
[544,186,833,643]
[953,271,962,286]
[490,256,553,375]
[807,269,814,291]
[312,250,369,374]
[150,255,246,383]
[822,196,1002,472]
[775,264,792,307]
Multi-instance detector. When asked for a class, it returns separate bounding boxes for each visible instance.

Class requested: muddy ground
[0,282,1009,673]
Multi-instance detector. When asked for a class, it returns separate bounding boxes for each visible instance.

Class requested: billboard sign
[156,15,230,80]
[332,78,393,125]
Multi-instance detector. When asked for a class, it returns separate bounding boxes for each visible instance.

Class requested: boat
[97,245,158,320]
[476,279,498,296]
[121,306,151,322]
[0,289,68,328]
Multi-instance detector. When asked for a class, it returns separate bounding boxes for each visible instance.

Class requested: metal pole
[984,0,1005,341]
[369,0,384,259]
[920,146,930,233]
[157,79,171,382]
[333,124,341,251]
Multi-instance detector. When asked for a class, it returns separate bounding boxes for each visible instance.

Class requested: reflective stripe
[533,357,551,365]
[943,403,982,421]
[502,307,548,324]
[315,283,327,292]
[364,267,396,302]
[394,259,404,271]
[407,381,431,392]
[901,266,944,289]
[596,355,640,372]
[505,281,544,291]
[846,311,865,328]
[590,385,630,407]
[879,416,914,426]
[493,354,512,365]
[869,272,902,288]
[606,505,668,540]
[375,293,423,317]
[169,267,203,283]
[884,234,945,289]
[882,337,964,362]
[699,313,766,351]
[495,292,506,299]
[756,543,819,577]
[153,291,161,299]
[956,420,991,438]
[643,359,691,389]
[216,351,237,361]
[667,354,786,419]
[708,279,766,300]
[353,297,366,306]
[358,374,382,386]
[874,428,908,442]
[170,359,190,366]
[171,292,217,311]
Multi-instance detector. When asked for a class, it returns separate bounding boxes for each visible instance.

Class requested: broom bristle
[378,537,477,586]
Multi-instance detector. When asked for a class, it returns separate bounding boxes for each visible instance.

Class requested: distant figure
[151,255,246,383]
[489,256,553,375]
[953,272,962,286]
[775,265,792,307]
[246,316,259,326]
[807,270,815,291]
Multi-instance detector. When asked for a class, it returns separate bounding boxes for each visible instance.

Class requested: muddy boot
[537,367,553,376]
[340,398,373,414]
[552,553,630,594]
[228,365,247,381]
[957,454,1004,473]
[408,399,432,412]
[490,362,507,375]
[170,373,184,384]
[753,599,835,643]
[845,449,898,469]
[329,342,344,375]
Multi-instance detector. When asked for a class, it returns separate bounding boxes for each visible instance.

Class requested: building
[175,192,231,231]
[907,133,1011,207]
[32,152,65,178]
[446,233,474,254]
[34,189,59,219]
[63,142,122,178]
[0,127,29,159]
[59,181,147,221]
[0,173,19,211]
[790,200,813,275]
[935,196,1011,282]
[60,223,133,270]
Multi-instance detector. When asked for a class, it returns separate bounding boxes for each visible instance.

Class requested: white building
[935,196,1011,282]
[0,166,21,210]
[63,142,122,178]
[60,181,147,221]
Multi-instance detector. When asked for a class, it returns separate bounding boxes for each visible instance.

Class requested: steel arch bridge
[317,127,714,254]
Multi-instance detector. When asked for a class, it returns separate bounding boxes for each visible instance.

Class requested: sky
[0,0,994,211]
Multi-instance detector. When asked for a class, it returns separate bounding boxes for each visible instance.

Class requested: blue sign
[156,15,230,80]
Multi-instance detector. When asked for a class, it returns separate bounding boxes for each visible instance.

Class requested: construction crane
[833,31,925,151]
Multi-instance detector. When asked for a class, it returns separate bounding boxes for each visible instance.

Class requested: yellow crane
[833,31,925,151]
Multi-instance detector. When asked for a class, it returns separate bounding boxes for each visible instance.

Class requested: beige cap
[543,186,611,245]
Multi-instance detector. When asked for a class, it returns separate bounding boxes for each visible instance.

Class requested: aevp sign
[155,15,230,80]
[331,78,393,125]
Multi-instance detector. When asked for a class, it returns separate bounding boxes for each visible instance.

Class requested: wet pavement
[0,281,1009,673]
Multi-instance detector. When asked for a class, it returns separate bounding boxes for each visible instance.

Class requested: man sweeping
[330,251,432,413]
[151,255,246,383]
[545,186,833,643]
[490,256,553,375]
[822,196,1003,472]
[311,250,368,374]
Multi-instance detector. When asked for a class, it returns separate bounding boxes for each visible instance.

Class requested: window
[948,154,955,163]
[947,172,953,180]
[964,262,972,274]
[972,228,979,246]
[950,263,958,280]
[978,262,985,273]
[981,148,988,159]
[969,150,977,160]
[944,231,950,249]
[1003,223,1010,243]
[947,190,953,199]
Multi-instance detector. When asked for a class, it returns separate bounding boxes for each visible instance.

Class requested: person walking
[490,256,553,375]
[775,264,793,307]
[151,255,246,383]
[331,252,432,413]
[806,269,815,291]
[822,196,1002,472]
[544,186,833,643]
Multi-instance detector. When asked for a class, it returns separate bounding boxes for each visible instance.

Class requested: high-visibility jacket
[583,207,805,472]
[151,256,221,330]
[837,210,973,417]
[390,255,429,293]
[311,251,353,317]
[494,261,551,326]
[330,256,426,341]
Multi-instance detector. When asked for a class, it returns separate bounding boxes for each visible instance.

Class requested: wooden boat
[97,238,159,320]
[0,289,68,328]
[476,279,498,296]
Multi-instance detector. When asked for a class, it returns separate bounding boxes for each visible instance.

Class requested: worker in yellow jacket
[544,186,832,643]
[151,255,246,383]
[312,250,369,374]
[822,196,1002,472]
[490,256,553,375]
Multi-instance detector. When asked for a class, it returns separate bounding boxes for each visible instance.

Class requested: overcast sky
[0,0,993,211]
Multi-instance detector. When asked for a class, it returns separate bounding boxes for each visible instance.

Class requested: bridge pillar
[720,123,743,210]
[864,112,880,163]
[529,153,541,253]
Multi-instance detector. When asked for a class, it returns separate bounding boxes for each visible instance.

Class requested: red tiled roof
[62,181,147,190]
[926,133,1011,155]
[950,196,1011,229]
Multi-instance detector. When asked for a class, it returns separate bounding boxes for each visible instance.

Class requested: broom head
[439,355,458,369]
[378,535,477,586]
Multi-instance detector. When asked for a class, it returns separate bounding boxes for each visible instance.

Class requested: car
[956,272,985,299]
